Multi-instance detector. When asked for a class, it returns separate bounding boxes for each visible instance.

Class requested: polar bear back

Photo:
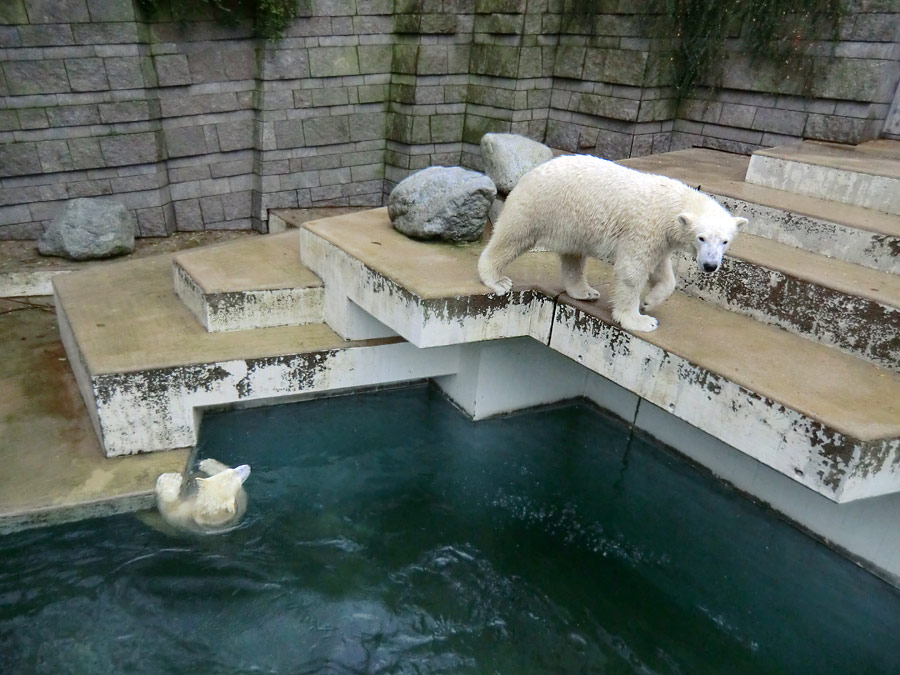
[497,154,709,257]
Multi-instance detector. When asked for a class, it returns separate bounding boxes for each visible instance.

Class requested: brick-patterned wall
[1,0,898,239]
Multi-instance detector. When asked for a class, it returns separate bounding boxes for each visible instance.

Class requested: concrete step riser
[673,253,899,372]
[714,195,900,275]
[746,155,900,216]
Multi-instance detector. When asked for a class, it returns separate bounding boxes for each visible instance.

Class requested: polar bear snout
[695,239,729,273]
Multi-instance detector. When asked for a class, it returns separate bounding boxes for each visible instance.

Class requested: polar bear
[478,154,747,332]
[154,458,251,534]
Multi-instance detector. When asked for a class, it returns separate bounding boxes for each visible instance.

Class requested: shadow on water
[1,383,898,674]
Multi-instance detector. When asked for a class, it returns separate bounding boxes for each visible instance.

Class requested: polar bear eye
[698,236,706,242]
[723,240,729,245]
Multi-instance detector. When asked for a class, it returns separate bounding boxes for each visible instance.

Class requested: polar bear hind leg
[478,225,534,296]
[611,257,658,332]
[559,254,600,300]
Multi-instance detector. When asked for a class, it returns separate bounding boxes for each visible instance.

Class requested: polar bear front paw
[486,276,513,296]
[198,458,230,476]
[568,285,601,301]
[619,314,659,333]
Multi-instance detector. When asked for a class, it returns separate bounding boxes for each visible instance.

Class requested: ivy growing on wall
[668,0,846,99]
[561,0,845,101]
[137,0,301,40]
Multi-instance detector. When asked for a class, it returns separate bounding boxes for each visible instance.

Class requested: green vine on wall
[561,0,845,101]
[137,0,301,40]
[668,0,845,100]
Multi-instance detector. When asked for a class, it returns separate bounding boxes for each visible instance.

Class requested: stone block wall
[537,0,900,157]
[1,0,898,239]
[667,4,900,154]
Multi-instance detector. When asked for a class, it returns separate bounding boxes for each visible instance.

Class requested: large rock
[388,166,496,243]
[38,198,136,261]
[480,132,553,195]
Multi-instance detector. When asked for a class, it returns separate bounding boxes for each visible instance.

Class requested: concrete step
[300,209,900,504]
[674,233,899,371]
[172,231,324,333]
[52,251,459,457]
[0,231,258,298]
[745,140,900,216]
[622,149,900,275]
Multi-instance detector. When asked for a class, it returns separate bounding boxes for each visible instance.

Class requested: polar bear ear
[677,213,695,230]
[734,217,748,228]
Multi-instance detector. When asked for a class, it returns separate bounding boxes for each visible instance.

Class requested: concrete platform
[0,297,189,534]
[623,149,900,274]
[300,209,561,347]
[744,140,900,216]
[53,251,460,456]
[300,209,900,503]
[173,231,324,332]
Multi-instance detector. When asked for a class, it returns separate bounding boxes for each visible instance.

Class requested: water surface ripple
[1,385,898,674]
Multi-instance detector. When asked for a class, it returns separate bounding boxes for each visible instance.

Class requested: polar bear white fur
[155,458,251,534]
[478,154,747,332]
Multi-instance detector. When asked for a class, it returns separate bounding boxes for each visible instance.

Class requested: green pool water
[2,384,898,674]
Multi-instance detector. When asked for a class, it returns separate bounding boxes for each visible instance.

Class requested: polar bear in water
[155,458,251,534]
[478,154,747,332]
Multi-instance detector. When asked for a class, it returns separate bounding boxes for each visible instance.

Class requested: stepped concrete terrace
[11,145,900,582]
[625,148,900,275]
[620,151,900,371]
[300,209,900,504]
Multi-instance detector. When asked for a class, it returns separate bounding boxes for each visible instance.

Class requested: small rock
[480,132,553,195]
[388,166,496,243]
[37,198,136,261]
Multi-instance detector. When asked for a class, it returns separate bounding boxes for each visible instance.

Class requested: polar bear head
[192,464,251,527]
[678,208,747,273]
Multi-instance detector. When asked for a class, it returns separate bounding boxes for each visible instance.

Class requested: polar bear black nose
[702,262,718,273]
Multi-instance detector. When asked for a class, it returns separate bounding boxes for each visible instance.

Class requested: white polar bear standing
[478,154,747,332]
[154,458,251,534]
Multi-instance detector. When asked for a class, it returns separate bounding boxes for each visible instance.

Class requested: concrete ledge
[172,231,325,332]
[52,250,460,456]
[300,208,558,346]
[0,296,191,534]
[552,298,899,503]
[87,340,459,455]
[716,194,900,275]
[675,235,900,371]
[746,141,900,216]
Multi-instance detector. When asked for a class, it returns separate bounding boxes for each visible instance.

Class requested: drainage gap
[545,292,563,347]
[614,398,642,493]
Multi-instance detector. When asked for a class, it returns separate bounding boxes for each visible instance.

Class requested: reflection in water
[1,384,898,674]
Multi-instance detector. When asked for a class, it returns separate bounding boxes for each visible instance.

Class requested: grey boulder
[480,132,553,195]
[38,198,136,261]
[388,166,496,243]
